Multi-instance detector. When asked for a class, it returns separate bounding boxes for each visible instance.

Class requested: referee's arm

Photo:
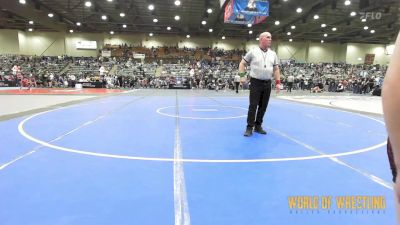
[273,65,281,82]
[383,31,400,173]
[382,30,400,223]
[238,59,248,76]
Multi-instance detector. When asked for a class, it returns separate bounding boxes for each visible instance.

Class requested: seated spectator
[336,82,344,92]
[311,84,323,93]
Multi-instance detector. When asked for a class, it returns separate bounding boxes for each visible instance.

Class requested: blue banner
[235,0,269,17]
[224,0,268,25]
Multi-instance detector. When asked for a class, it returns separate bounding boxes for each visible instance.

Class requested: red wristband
[275,80,281,85]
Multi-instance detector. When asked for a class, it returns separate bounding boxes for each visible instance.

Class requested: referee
[238,32,281,137]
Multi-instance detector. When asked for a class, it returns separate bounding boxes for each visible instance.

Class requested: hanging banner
[254,15,267,24]
[76,41,97,50]
[224,0,268,25]
[133,53,146,59]
[235,0,269,17]
[225,12,267,25]
[101,50,111,57]
[364,54,375,65]
[224,0,237,22]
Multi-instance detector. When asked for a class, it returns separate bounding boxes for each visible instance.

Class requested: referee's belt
[250,77,271,83]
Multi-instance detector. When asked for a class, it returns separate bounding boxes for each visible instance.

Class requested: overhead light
[350,11,356,16]
[76,22,81,26]
[110,31,114,35]
[186,34,190,38]
[313,15,319,19]
[153,18,158,23]
[358,57,362,61]
[256,37,259,41]
[361,18,366,22]
[321,40,324,43]
[209,28,213,32]
[296,8,302,13]
[174,0,181,6]
[19,0,26,4]
[370,29,375,33]
[247,24,252,28]
[120,12,125,17]
[344,0,351,6]
[287,32,291,35]
[102,15,107,20]
[275,20,280,25]
[324,33,328,37]
[122,24,127,28]
[249,30,253,34]
[48,13,54,18]
[28,28,33,32]
[174,15,180,20]
[167,26,171,30]
[207,8,213,14]
[364,26,368,30]
[28,20,34,25]
[321,23,326,28]
[222,36,226,40]
[289,39,293,42]
[107,0,113,2]
[201,20,206,25]
[85,1,92,7]
[148,4,154,10]
[149,33,153,36]
[332,27,337,31]
[291,25,296,29]
[69,29,74,33]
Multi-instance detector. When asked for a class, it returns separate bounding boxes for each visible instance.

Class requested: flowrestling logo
[359,12,383,20]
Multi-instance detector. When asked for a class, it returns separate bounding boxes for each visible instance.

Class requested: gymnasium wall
[346,43,391,65]
[308,43,345,63]
[0,30,20,55]
[18,31,65,56]
[276,42,308,63]
[65,33,104,57]
[211,38,246,50]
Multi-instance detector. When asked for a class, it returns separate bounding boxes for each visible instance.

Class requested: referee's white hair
[259,32,271,38]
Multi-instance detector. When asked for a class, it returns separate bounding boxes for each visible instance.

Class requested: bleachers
[101,45,245,62]
[116,61,157,77]
[67,59,114,77]
[0,53,387,93]
[0,55,70,76]
[162,64,189,77]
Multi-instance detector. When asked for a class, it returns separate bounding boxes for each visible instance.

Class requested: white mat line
[192,109,219,112]
[0,150,36,170]
[174,92,191,225]
[4,95,143,170]
[269,127,393,190]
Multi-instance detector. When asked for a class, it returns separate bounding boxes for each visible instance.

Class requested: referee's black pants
[247,78,272,128]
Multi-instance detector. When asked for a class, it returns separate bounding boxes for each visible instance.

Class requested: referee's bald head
[259,32,272,49]
[259,32,271,39]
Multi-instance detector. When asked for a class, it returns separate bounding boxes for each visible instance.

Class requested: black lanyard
[260,48,268,68]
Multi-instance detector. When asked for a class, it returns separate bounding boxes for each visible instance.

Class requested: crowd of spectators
[0,49,387,96]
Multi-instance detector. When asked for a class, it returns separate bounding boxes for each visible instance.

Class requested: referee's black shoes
[244,126,253,137]
[254,126,267,135]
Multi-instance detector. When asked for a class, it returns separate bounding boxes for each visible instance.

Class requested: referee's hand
[275,84,281,94]
[275,80,281,94]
